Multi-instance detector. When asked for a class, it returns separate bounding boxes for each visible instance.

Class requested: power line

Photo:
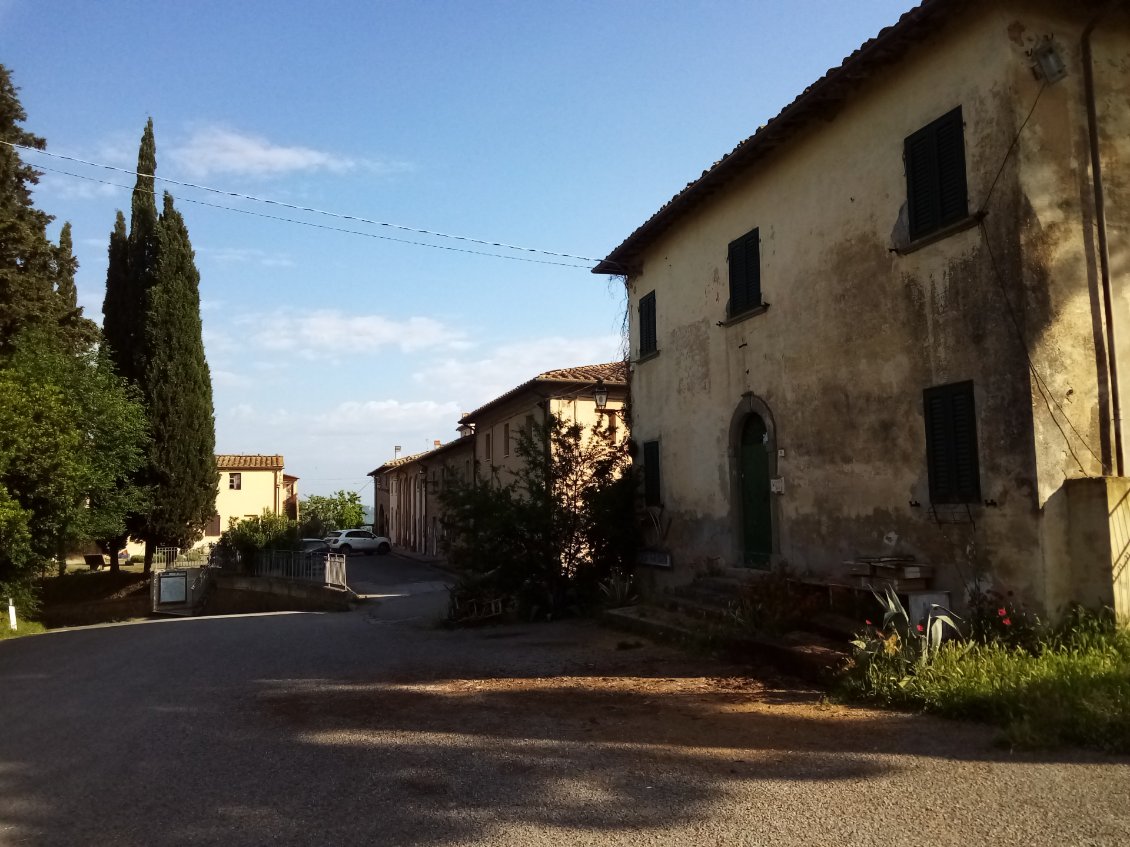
[29,163,593,268]
[6,140,618,267]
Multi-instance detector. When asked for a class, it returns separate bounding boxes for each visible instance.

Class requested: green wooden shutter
[727,228,760,316]
[923,381,980,504]
[639,291,657,355]
[906,107,966,241]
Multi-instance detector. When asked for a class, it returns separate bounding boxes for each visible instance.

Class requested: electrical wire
[30,162,593,268]
[5,139,621,268]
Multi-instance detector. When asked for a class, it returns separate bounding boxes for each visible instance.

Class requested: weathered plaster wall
[627,3,1126,609]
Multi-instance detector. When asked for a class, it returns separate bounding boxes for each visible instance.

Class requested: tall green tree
[0,65,146,606]
[101,122,217,572]
[140,193,217,558]
[0,65,96,352]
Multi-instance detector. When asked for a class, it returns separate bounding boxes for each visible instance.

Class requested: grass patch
[0,619,49,640]
[38,569,149,607]
[839,612,1130,753]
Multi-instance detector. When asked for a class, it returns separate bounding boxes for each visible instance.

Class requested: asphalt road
[1,556,1128,847]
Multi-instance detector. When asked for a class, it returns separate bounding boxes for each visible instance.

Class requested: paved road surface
[1,556,1128,846]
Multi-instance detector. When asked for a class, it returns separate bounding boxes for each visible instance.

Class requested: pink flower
[916,624,925,632]
[1002,618,1012,626]
[865,620,872,626]
[998,608,1007,617]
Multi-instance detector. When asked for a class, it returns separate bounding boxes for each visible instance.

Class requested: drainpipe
[1083,3,1124,475]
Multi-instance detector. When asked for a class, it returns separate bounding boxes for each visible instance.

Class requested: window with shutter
[905,107,968,241]
[923,381,981,504]
[643,440,661,507]
[639,291,657,356]
[727,228,761,318]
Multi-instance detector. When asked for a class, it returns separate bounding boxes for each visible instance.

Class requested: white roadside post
[7,597,15,631]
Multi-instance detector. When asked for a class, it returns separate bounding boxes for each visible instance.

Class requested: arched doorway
[740,413,773,568]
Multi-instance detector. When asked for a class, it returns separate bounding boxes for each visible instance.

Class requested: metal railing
[251,550,348,589]
[154,546,213,570]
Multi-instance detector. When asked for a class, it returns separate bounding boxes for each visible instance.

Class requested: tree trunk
[143,537,154,575]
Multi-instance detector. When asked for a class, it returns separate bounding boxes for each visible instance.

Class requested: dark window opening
[643,440,661,507]
[639,291,657,356]
[906,107,968,241]
[229,472,241,490]
[923,380,981,504]
[727,228,761,317]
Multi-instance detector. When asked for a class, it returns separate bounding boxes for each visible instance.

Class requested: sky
[2,0,916,502]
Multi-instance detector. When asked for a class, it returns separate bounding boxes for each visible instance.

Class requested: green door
[740,414,772,568]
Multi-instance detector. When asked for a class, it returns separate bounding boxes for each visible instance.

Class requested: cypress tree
[53,222,99,352]
[0,64,58,351]
[101,121,217,571]
[142,193,217,557]
[101,211,131,379]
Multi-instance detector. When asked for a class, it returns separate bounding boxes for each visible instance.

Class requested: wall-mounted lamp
[593,378,609,411]
[1033,41,1067,84]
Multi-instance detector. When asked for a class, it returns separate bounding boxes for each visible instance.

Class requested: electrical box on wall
[770,477,785,494]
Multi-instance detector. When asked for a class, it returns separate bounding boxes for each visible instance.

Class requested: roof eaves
[591,0,969,276]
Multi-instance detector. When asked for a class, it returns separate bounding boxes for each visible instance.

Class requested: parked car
[300,538,329,554]
[326,529,391,556]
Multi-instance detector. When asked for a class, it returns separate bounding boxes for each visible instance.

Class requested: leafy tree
[299,490,364,537]
[440,414,635,618]
[0,65,147,606]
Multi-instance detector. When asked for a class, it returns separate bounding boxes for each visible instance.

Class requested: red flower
[916,624,925,632]
[998,608,1007,617]
[865,620,872,626]
[1002,617,1012,626]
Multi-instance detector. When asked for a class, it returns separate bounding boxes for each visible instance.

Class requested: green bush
[839,598,1130,752]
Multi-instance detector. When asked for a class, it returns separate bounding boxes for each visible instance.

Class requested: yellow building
[595,0,1130,617]
[201,455,295,545]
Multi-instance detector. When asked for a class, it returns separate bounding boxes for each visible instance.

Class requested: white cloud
[196,246,295,268]
[413,334,625,411]
[245,309,469,356]
[167,126,406,179]
[212,369,253,388]
[313,399,461,436]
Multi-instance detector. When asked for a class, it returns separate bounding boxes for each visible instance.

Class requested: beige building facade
[596,0,1130,617]
[201,454,294,545]
[369,362,628,557]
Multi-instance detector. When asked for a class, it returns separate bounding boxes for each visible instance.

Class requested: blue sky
[3,0,914,501]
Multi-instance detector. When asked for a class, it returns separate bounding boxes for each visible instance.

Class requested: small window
[229,472,241,490]
[605,411,618,441]
[727,228,761,317]
[205,514,221,536]
[639,291,657,356]
[485,432,493,462]
[643,440,661,507]
[905,107,968,240]
[923,380,980,504]
[503,423,510,457]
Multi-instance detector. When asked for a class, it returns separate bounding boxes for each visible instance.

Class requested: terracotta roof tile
[461,360,627,423]
[216,454,284,470]
[368,436,474,476]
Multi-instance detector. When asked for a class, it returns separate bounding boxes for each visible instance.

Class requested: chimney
[434,439,441,448]
[394,445,402,459]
